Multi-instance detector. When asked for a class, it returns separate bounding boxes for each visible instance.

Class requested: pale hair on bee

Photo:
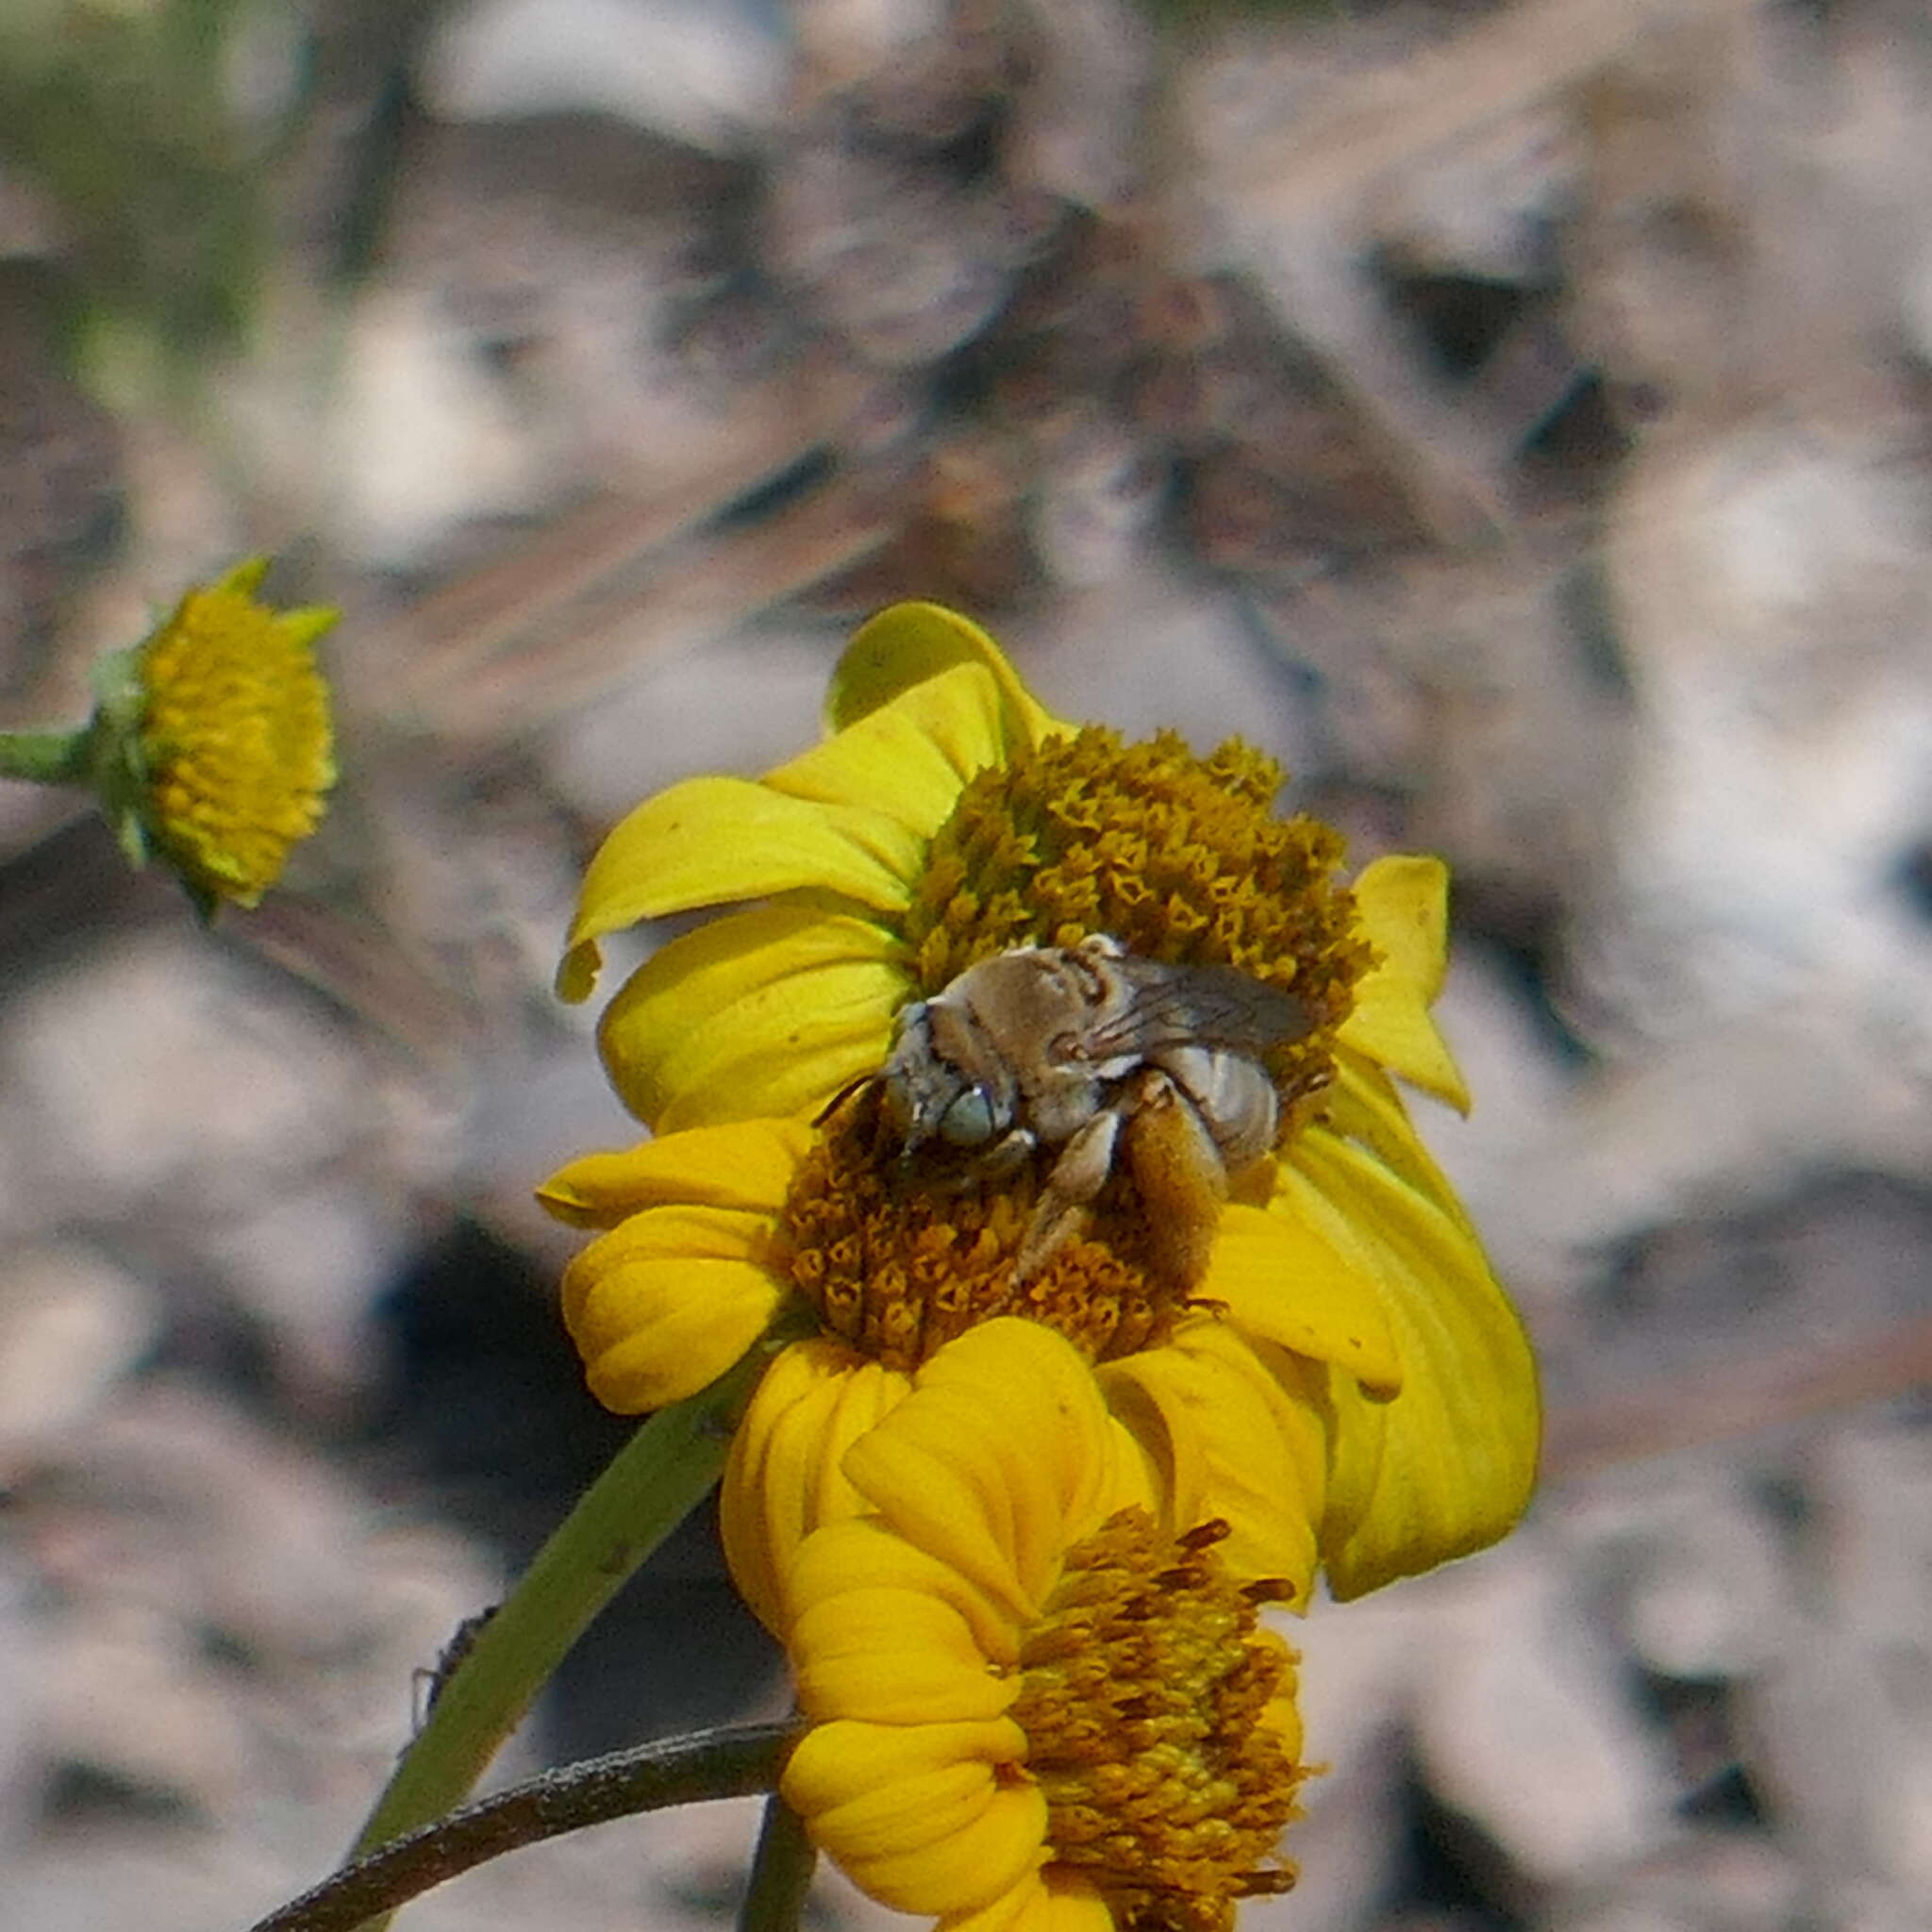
[876,934,1310,1287]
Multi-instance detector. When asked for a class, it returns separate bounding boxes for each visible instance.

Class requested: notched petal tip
[557,937,601,1004]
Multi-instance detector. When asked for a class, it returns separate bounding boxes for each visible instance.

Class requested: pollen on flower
[135,558,337,909]
[1013,1509,1305,1932]
[778,1090,1193,1370]
[900,725,1375,1132]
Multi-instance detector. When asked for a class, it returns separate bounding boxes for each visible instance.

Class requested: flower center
[779,1092,1191,1371]
[1011,1510,1304,1932]
[137,570,336,908]
[898,726,1373,1126]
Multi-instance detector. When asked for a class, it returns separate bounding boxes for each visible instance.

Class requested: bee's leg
[900,1125,1036,1196]
[1012,1108,1124,1283]
[1121,1070,1231,1291]
[978,1126,1039,1179]
[1151,1046,1278,1169]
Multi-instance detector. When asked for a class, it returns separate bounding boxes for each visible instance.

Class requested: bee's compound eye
[938,1087,997,1147]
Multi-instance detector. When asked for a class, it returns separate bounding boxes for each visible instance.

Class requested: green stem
[740,1790,817,1932]
[348,1344,771,1913]
[0,726,92,786]
[253,1721,799,1932]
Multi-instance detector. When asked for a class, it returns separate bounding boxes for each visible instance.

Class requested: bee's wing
[1086,958,1311,1058]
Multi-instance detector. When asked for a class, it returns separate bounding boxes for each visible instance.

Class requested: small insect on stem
[411,1603,502,1733]
[875,936,1308,1286]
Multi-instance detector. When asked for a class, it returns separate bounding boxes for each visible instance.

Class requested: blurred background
[1,1,1930,1928]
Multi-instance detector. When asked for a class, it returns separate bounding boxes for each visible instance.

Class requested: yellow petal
[945,1871,1109,1932]
[1206,1204,1403,1396]
[1275,1131,1540,1597]
[826,601,1062,747]
[560,1208,784,1411]
[558,776,920,1002]
[768,662,1008,836]
[1249,1629,1307,1764]
[787,1515,1021,1669]
[1340,854,1471,1111]
[595,900,908,1129]
[1098,1320,1324,1604]
[720,1341,910,1634]
[784,1718,1043,1913]
[792,1579,1015,1724]
[1321,1054,1481,1240]
[842,1321,1155,1620]
[536,1118,811,1228]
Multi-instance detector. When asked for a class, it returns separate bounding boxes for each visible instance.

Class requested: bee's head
[878,996,1002,1162]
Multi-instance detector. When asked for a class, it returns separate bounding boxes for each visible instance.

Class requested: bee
[877,934,1309,1285]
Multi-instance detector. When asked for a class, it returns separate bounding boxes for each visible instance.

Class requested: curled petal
[1340,855,1471,1111]
[943,1870,1111,1932]
[596,901,908,1128]
[782,1718,1043,1915]
[720,1340,910,1633]
[1098,1319,1325,1604]
[842,1320,1157,1621]
[826,601,1064,747]
[560,1207,783,1410]
[788,1514,1024,1674]
[791,1568,1017,1724]
[537,1118,811,1228]
[769,661,1009,837]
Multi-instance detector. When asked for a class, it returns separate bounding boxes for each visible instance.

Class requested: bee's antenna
[814,1074,873,1126]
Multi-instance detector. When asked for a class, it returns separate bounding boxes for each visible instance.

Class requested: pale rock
[202,1187,407,1404]
[1027,408,1167,591]
[1560,1460,1785,1676]
[0,938,367,1223]
[422,0,783,151]
[1558,1457,1797,1681]
[1412,944,1583,1306]
[0,1245,158,1464]
[1524,1008,1932,1258]
[1808,1425,1932,1651]
[1411,1545,1677,1885]
[1000,562,1321,774]
[37,1601,255,1811]
[326,286,548,569]
[1004,0,1153,210]
[1583,419,1932,1053]
[1743,1634,1932,1904]
[1608,1469,1792,1681]
[543,618,835,820]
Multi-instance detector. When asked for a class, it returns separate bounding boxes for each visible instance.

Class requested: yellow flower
[544,605,1538,1602]
[779,1318,1307,1932]
[94,558,337,912]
